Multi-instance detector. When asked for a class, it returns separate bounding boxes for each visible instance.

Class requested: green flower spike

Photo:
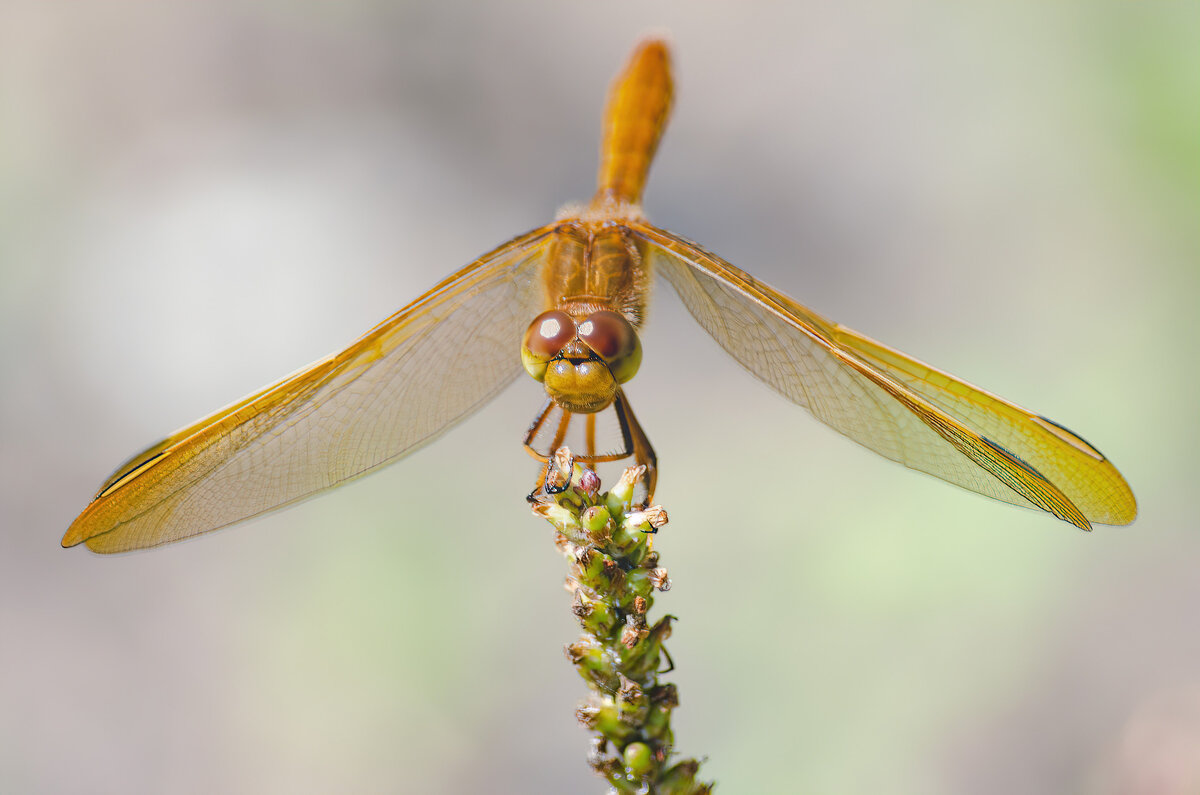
[532,447,712,794]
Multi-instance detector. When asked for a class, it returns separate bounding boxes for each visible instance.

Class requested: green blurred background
[3,2,1197,793]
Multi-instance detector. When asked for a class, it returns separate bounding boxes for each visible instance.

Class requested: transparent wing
[632,222,1136,529]
[824,326,1136,525]
[64,226,556,552]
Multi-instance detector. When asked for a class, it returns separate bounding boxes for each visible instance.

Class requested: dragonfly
[63,38,1136,553]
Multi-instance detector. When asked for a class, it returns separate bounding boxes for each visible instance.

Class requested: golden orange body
[63,36,1135,553]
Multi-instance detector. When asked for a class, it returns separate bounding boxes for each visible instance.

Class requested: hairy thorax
[542,211,650,325]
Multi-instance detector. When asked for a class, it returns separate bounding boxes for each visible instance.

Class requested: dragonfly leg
[523,397,556,451]
[523,394,654,503]
[525,402,576,500]
[585,413,597,461]
[613,389,657,506]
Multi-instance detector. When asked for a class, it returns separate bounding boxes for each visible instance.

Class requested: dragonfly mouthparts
[559,351,602,364]
[558,339,599,362]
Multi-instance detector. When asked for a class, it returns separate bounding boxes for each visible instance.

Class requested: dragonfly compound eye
[578,310,642,384]
[522,310,577,382]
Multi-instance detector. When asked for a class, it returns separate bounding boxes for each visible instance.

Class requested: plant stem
[531,448,713,794]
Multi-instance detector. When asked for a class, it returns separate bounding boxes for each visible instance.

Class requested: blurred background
[2,1,1197,793]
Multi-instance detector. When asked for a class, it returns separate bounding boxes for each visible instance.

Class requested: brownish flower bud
[578,467,601,496]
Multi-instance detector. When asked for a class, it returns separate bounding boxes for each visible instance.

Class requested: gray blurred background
[3,1,1197,793]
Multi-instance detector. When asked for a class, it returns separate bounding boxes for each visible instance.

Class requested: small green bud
[624,505,668,534]
[580,505,612,543]
[622,742,653,777]
[530,500,579,532]
[576,549,625,594]
[623,568,655,601]
[643,685,678,741]
[608,519,644,557]
[617,615,674,680]
[573,590,618,635]
[577,699,634,744]
[642,701,673,742]
[614,674,649,724]
[606,465,644,511]
[566,639,619,691]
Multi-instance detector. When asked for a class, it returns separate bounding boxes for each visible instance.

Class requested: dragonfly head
[521,309,642,414]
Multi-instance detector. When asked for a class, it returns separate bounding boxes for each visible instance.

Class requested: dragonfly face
[522,307,642,413]
[62,35,1136,554]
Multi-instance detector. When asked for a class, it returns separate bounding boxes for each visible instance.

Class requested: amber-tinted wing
[63,226,557,553]
[632,223,1136,529]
